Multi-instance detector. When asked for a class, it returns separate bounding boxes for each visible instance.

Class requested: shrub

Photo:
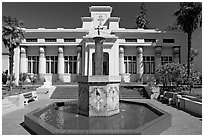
[156,63,202,93]
[156,63,186,92]
[181,64,202,87]
[19,72,28,83]
[29,74,38,85]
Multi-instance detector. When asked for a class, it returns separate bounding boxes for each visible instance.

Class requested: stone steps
[50,86,78,99]
[50,86,148,99]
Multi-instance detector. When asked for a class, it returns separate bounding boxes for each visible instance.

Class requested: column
[173,46,180,64]
[93,37,105,75]
[39,46,46,81]
[155,46,162,70]
[58,46,64,81]
[119,46,125,75]
[155,46,162,82]
[137,47,143,82]
[77,45,82,75]
[20,47,28,73]
[14,46,20,85]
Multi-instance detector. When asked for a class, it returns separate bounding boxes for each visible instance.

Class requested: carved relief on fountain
[89,86,107,116]
[107,84,119,113]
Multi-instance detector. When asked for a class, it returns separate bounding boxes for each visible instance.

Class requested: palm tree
[2,16,25,90]
[174,2,202,88]
[135,2,149,29]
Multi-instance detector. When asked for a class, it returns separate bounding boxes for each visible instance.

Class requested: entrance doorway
[92,52,109,75]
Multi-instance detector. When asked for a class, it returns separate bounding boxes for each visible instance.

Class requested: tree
[174,2,202,89]
[135,2,149,29]
[2,16,25,90]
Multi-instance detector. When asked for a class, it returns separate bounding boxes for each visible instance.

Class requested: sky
[2,2,183,29]
[2,2,202,72]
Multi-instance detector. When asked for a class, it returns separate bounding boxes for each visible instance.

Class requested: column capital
[58,46,64,54]
[93,36,105,43]
[20,46,26,54]
[77,45,82,53]
[119,46,124,54]
[20,46,27,73]
[39,46,45,53]
[172,46,180,54]
[137,46,143,54]
[155,46,162,55]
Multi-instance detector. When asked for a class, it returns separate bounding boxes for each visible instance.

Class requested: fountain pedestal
[77,75,120,117]
[77,35,120,117]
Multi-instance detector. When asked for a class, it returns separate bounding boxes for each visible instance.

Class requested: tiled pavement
[2,95,202,135]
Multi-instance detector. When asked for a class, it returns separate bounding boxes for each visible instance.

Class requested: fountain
[77,26,120,117]
[24,26,171,135]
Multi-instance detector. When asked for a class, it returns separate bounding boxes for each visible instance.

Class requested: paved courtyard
[2,89,202,135]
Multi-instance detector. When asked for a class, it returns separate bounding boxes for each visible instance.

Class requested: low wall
[179,97,202,116]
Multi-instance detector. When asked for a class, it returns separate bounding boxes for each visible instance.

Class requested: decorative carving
[95,25,104,35]
[89,86,106,112]
[107,85,119,111]
[97,15,104,26]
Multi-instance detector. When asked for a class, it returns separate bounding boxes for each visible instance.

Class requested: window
[26,38,37,42]
[28,56,39,74]
[45,38,57,42]
[64,56,77,74]
[144,39,156,43]
[143,56,155,74]
[124,56,137,74]
[64,38,76,42]
[125,38,137,42]
[46,56,58,74]
[161,56,173,65]
[163,39,175,43]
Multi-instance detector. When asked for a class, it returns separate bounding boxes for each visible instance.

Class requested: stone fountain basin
[24,100,171,135]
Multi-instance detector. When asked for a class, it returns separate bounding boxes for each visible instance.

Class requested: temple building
[2,6,187,84]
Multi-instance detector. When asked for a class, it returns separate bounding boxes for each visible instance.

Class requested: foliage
[2,16,25,86]
[29,74,38,85]
[2,86,36,99]
[174,2,202,34]
[19,72,28,83]
[2,70,8,84]
[156,63,186,89]
[181,64,202,87]
[156,62,202,92]
[6,74,17,88]
[7,74,16,81]
[135,2,149,29]
[19,73,38,85]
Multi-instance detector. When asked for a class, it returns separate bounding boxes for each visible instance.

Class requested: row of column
[119,46,180,75]
[20,45,180,80]
[20,46,82,81]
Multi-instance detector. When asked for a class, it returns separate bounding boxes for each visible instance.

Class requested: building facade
[2,6,187,83]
